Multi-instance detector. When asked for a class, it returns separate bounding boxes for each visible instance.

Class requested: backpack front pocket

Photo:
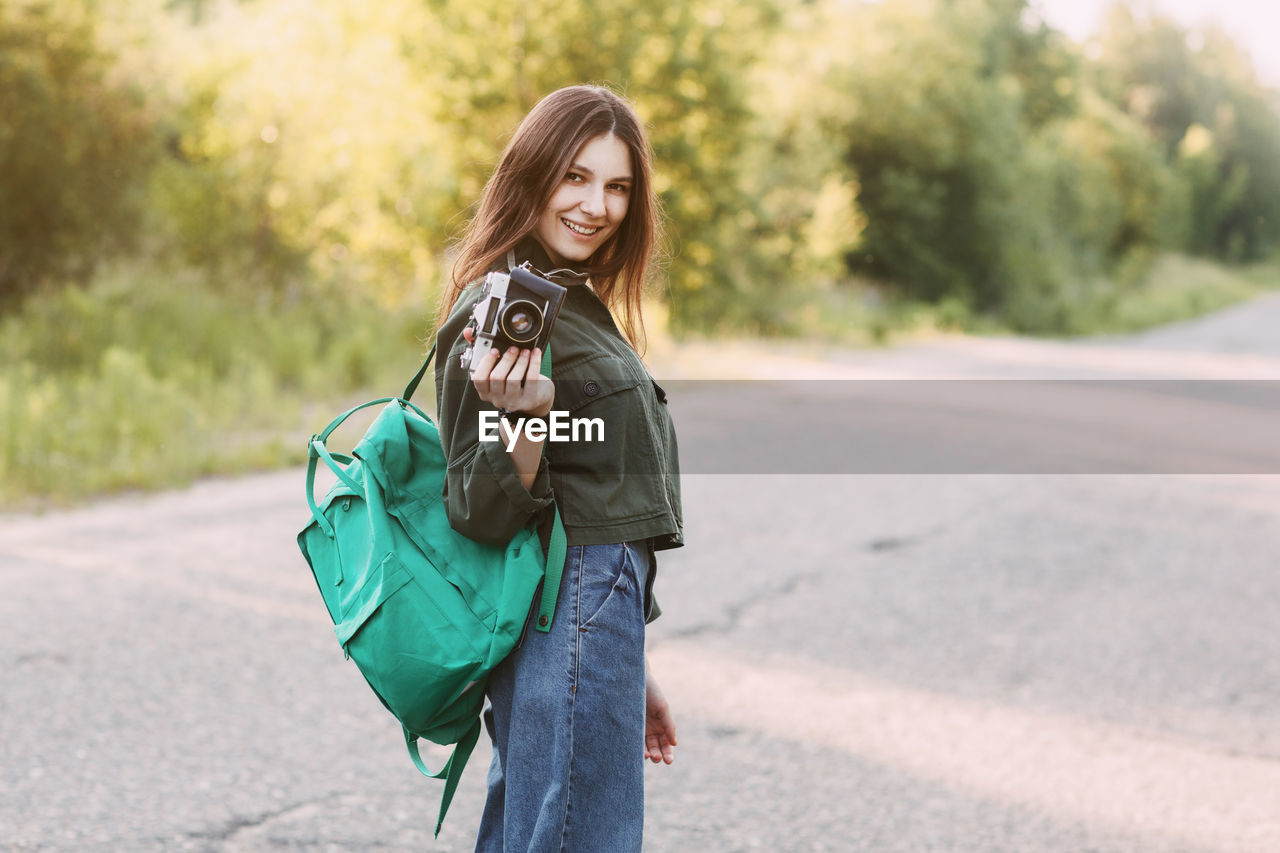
[335,552,487,732]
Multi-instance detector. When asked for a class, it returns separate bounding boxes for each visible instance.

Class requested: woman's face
[532,132,632,267]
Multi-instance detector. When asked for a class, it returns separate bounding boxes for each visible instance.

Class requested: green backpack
[297,344,565,835]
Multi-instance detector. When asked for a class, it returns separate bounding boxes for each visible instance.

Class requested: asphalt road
[5,295,1280,852]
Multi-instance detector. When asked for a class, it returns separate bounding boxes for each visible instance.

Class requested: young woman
[433,85,683,851]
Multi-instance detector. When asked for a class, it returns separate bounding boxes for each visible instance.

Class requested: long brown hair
[437,85,660,352]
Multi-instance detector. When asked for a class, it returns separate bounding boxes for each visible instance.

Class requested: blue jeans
[475,542,650,852]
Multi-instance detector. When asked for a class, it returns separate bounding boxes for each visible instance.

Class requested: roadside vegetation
[0,262,428,505]
[2,0,1278,505]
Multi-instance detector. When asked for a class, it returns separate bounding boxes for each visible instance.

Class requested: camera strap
[506,249,590,283]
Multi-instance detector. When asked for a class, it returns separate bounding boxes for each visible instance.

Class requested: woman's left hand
[464,326,555,417]
[644,668,678,764]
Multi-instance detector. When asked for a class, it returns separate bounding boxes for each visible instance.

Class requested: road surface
[5,294,1280,851]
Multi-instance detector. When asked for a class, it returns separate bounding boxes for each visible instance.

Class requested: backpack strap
[404,718,482,838]
[305,398,396,539]
[307,345,438,536]
[531,344,565,633]
[537,507,566,633]
[401,343,436,401]
[304,391,432,538]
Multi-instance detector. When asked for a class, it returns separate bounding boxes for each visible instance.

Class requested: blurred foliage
[0,0,159,304]
[1093,5,1280,263]
[2,0,1280,500]
[835,0,1048,308]
[4,0,1278,325]
[139,0,455,304]
[0,261,426,505]
[791,0,1191,331]
[407,0,779,332]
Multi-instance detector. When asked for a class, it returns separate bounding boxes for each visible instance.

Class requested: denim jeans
[475,542,650,852]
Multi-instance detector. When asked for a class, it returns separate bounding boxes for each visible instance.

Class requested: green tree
[810,0,1188,329]
[136,0,460,305]
[832,0,1046,308]
[409,0,781,331]
[0,0,159,304]
[1093,4,1280,260]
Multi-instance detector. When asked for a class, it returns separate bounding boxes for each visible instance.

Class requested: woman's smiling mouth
[562,218,602,236]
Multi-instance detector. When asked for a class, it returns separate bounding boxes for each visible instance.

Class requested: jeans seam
[556,545,584,851]
[571,545,584,686]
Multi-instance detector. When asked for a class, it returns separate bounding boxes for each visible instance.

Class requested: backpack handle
[401,343,435,401]
[305,347,437,537]
[405,718,483,837]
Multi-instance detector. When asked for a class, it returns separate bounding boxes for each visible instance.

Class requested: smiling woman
[532,134,633,267]
[438,87,657,350]
[431,85,683,852]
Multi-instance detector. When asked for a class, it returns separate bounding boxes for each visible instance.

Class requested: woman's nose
[579,185,605,217]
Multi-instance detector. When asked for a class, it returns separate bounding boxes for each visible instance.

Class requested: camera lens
[501,300,543,344]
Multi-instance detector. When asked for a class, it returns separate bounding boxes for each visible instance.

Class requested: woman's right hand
[644,667,678,764]
[463,326,555,417]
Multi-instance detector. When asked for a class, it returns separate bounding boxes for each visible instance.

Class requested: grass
[1046,253,1279,336]
[0,261,432,510]
[742,252,1280,345]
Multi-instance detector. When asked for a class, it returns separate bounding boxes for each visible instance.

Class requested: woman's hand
[644,667,678,764]
[464,326,555,417]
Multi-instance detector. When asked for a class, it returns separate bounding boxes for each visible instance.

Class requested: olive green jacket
[433,238,683,620]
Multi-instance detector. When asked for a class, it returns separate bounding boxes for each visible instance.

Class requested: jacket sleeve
[434,298,554,546]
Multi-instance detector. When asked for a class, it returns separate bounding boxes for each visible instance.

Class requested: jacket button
[538,615,549,627]
[583,380,600,397]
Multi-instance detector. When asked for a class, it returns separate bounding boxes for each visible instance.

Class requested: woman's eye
[566,172,584,183]
[608,183,630,193]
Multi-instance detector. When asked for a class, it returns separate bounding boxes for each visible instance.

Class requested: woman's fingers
[522,348,555,413]
[644,671,677,765]
[475,346,524,406]
[504,348,533,399]
[470,346,506,400]
[472,345,553,411]
[644,731,674,764]
[645,733,660,762]
[526,348,545,382]
[491,347,523,407]
[493,347,521,383]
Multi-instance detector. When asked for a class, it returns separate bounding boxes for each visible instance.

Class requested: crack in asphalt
[867,535,915,552]
[179,792,340,845]
[657,488,1030,644]
[657,529,936,642]
[13,652,70,667]
[661,569,822,641]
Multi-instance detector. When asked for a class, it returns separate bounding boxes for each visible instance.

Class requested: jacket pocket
[552,352,644,414]
[547,353,650,476]
[546,353,667,527]
[578,542,642,630]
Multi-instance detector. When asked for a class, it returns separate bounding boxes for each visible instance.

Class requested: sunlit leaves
[411,0,775,330]
[4,0,1278,332]
[1093,4,1280,261]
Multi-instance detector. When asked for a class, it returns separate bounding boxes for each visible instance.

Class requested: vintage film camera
[459,262,567,373]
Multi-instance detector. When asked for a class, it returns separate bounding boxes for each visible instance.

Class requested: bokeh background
[3,0,1279,505]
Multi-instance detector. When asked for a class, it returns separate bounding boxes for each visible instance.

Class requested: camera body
[460,263,567,373]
